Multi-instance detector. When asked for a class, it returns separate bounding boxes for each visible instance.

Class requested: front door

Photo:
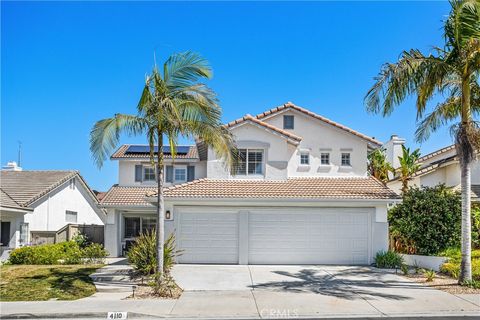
[1,222,11,247]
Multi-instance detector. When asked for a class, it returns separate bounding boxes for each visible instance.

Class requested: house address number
[107,312,127,319]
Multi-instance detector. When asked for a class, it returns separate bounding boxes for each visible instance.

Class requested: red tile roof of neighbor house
[224,114,302,144]
[255,102,382,147]
[100,177,399,206]
[111,145,199,160]
[417,144,456,162]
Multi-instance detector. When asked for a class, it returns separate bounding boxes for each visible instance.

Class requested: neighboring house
[100,102,399,264]
[0,167,105,248]
[386,136,480,201]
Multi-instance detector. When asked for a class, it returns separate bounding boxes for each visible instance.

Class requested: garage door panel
[248,209,371,265]
[177,209,239,264]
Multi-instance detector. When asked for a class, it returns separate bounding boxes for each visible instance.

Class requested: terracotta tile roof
[255,102,382,147]
[100,185,157,206]
[111,145,198,160]
[0,171,80,206]
[224,114,302,144]
[157,177,398,200]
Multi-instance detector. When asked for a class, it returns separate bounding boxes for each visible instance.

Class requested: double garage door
[175,207,372,265]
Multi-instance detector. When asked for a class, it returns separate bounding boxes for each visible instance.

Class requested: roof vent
[2,161,22,171]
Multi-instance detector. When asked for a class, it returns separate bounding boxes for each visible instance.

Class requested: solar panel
[125,145,190,155]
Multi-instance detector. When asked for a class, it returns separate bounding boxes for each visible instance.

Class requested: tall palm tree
[90,51,237,279]
[365,0,480,282]
[397,146,422,194]
[368,148,394,183]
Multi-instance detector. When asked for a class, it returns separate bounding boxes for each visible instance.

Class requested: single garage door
[248,208,371,265]
[176,208,239,263]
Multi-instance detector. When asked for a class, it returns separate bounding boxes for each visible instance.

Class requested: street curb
[0,312,160,319]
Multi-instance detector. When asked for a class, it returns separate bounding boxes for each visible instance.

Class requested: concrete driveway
[171,265,480,318]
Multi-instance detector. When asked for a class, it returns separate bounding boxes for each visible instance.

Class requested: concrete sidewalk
[1,265,479,319]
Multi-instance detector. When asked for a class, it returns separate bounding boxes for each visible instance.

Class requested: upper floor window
[300,153,309,165]
[174,167,187,182]
[65,210,78,223]
[341,153,351,166]
[143,167,156,181]
[321,153,330,165]
[283,115,294,129]
[236,149,264,175]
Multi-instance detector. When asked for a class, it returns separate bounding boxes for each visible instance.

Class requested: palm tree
[365,0,480,282]
[396,146,422,194]
[90,51,237,280]
[367,148,394,183]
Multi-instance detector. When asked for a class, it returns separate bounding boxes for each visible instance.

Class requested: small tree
[396,145,421,194]
[389,185,462,255]
[368,148,394,184]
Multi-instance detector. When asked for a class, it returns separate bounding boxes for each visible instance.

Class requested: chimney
[2,161,23,171]
[383,135,405,170]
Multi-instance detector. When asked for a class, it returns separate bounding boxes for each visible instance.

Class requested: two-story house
[386,136,479,201]
[100,102,399,264]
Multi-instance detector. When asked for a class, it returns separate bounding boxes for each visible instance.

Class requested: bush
[82,243,108,264]
[127,230,182,276]
[8,241,108,265]
[439,248,480,281]
[472,205,480,249]
[375,251,404,268]
[424,269,436,282]
[389,185,461,255]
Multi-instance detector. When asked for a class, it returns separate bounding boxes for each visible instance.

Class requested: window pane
[142,217,157,234]
[283,115,294,129]
[65,210,77,223]
[174,168,186,181]
[125,217,140,238]
[235,150,247,175]
[144,167,156,181]
[300,153,309,165]
[321,153,330,165]
[248,150,263,174]
[341,153,351,166]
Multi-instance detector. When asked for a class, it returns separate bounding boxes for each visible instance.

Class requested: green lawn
[0,265,102,301]
[440,248,480,283]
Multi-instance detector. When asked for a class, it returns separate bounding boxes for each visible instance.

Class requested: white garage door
[176,208,239,264]
[249,208,371,265]
[175,207,371,265]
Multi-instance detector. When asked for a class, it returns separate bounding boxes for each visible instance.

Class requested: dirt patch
[127,278,183,299]
[406,272,480,294]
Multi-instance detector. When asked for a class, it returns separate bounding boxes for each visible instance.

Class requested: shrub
[424,269,436,282]
[472,205,480,249]
[374,251,404,268]
[439,248,480,281]
[82,243,108,264]
[127,230,182,276]
[401,264,409,275]
[8,241,108,265]
[389,185,461,255]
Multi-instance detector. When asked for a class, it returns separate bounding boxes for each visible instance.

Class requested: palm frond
[164,51,212,89]
[90,114,147,168]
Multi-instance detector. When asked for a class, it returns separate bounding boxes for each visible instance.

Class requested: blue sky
[2,1,453,191]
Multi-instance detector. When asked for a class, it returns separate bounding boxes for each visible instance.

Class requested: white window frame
[235,148,264,176]
[143,166,156,182]
[320,152,330,165]
[341,152,351,166]
[300,152,310,165]
[65,210,78,223]
[174,166,187,182]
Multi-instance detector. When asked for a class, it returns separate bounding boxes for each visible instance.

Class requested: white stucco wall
[118,160,206,186]
[25,178,104,232]
[207,111,370,180]
[0,210,27,248]
[261,110,369,177]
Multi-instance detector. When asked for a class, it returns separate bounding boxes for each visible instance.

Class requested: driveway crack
[248,266,261,318]
[322,267,387,317]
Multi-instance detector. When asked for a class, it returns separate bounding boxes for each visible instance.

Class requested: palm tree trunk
[459,161,472,283]
[156,134,165,281]
[459,76,472,283]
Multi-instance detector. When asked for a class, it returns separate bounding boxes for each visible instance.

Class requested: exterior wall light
[165,210,171,220]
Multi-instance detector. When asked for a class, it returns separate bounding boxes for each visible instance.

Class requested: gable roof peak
[256,102,381,147]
